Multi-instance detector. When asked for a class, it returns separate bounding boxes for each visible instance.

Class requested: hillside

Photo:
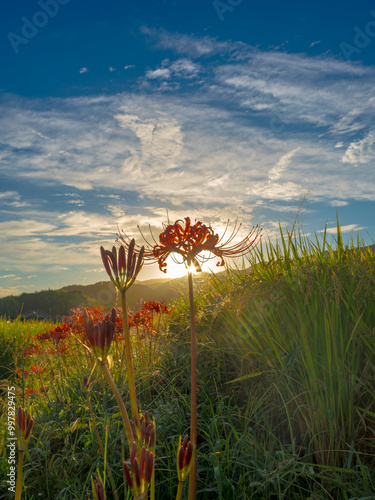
[0,289,97,320]
[60,273,210,310]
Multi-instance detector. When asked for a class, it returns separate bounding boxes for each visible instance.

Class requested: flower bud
[176,435,194,483]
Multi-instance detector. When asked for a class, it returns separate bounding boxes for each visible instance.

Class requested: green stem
[100,362,134,450]
[176,481,184,500]
[86,393,119,500]
[15,450,24,500]
[121,290,140,430]
[187,271,197,500]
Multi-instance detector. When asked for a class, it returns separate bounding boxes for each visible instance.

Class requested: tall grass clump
[175,218,375,476]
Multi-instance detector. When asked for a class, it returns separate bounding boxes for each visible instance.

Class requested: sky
[0,0,375,297]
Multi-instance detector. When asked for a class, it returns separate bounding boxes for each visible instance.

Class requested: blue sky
[1,0,375,297]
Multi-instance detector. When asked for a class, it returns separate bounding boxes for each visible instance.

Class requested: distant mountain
[60,273,210,310]
[0,289,97,320]
[0,274,212,319]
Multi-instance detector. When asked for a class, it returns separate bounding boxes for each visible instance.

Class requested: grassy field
[1,223,374,499]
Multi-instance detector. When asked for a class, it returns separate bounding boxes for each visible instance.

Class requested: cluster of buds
[83,308,116,362]
[130,411,155,451]
[91,474,106,500]
[123,442,154,499]
[101,239,144,292]
[15,407,33,451]
[177,435,194,483]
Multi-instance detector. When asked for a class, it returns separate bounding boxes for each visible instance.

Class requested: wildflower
[37,323,70,343]
[83,308,116,362]
[15,407,33,451]
[177,435,194,483]
[130,411,155,451]
[25,388,39,396]
[29,364,47,375]
[91,474,106,500]
[118,216,261,273]
[100,239,144,291]
[15,344,40,358]
[119,215,261,500]
[142,300,170,315]
[123,442,154,499]
[15,368,30,380]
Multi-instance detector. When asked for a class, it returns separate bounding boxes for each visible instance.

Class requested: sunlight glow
[162,256,212,278]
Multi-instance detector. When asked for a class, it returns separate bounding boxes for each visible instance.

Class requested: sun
[162,255,214,279]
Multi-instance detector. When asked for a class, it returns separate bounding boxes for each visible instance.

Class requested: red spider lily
[15,407,34,451]
[177,435,194,483]
[130,411,155,450]
[129,310,152,330]
[83,308,116,361]
[117,216,261,273]
[46,344,69,355]
[92,476,105,500]
[142,300,170,315]
[15,344,40,359]
[15,368,30,379]
[37,323,71,343]
[123,442,154,498]
[100,239,144,291]
[25,388,39,396]
[29,364,47,375]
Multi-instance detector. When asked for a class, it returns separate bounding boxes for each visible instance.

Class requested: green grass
[1,219,375,499]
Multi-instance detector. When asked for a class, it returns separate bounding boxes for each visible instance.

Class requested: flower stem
[187,271,197,500]
[100,362,134,449]
[15,450,24,500]
[86,393,119,500]
[176,481,184,500]
[121,290,140,430]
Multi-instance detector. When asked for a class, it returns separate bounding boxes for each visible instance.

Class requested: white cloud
[79,67,89,74]
[109,67,116,72]
[321,224,366,234]
[140,26,231,57]
[146,68,171,79]
[0,220,57,236]
[0,191,19,199]
[329,200,349,207]
[342,131,375,165]
[268,148,301,181]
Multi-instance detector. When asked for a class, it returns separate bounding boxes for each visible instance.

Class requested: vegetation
[1,221,374,499]
[0,289,98,320]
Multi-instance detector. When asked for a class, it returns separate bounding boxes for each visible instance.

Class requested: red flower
[30,364,47,375]
[37,323,71,343]
[118,216,261,273]
[25,388,39,396]
[142,300,170,315]
[15,368,30,379]
[16,344,40,358]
